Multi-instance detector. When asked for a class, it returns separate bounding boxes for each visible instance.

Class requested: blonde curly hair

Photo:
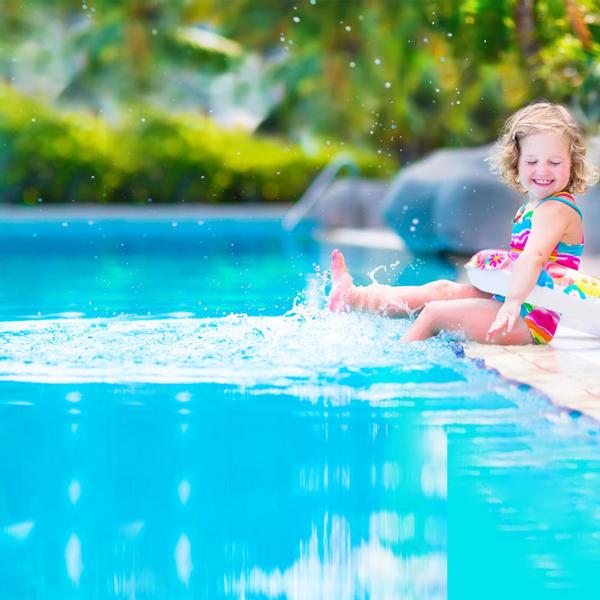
[486,101,599,195]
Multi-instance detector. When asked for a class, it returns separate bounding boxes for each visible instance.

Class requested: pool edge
[463,334,600,424]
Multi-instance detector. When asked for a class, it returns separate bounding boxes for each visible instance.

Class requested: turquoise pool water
[0,217,599,599]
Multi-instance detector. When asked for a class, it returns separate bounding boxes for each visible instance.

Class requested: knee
[417,300,445,324]
[429,279,459,299]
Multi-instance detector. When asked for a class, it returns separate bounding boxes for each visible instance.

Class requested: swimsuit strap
[536,193,582,220]
[513,202,530,222]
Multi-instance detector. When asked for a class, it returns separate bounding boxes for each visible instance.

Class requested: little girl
[329,102,599,344]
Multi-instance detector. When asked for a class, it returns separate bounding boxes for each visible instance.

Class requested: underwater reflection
[0,382,447,598]
[225,514,446,599]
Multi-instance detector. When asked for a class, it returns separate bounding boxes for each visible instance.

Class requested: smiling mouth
[533,179,554,185]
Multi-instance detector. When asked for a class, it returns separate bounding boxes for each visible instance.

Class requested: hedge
[0,84,394,205]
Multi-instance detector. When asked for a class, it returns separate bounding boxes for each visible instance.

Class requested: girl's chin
[529,185,558,198]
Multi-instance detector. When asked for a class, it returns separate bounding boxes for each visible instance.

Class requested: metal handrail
[283,153,359,231]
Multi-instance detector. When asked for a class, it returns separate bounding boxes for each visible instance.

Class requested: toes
[328,249,355,312]
[330,249,348,277]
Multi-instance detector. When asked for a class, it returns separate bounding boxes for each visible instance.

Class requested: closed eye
[550,161,561,166]
[526,160,538,165]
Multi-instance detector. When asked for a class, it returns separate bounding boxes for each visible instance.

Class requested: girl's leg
[328,249,490,317]
[400,298,533,345]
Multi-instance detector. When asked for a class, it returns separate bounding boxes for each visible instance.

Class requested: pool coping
[0,204,291,221]
[463,333,600,423]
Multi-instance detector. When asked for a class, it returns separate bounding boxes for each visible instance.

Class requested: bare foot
[328,249,359,312]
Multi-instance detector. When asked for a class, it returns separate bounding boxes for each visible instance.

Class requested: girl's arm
[486,202,574,340]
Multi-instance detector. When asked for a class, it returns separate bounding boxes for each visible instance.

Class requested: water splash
[0,307,458,385]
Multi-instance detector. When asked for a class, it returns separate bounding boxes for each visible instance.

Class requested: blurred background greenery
[0,0,598,204]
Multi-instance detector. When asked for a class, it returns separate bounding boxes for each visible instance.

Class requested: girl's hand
[486,300,521,342]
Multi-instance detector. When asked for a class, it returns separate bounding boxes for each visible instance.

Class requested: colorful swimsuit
[494,192,583,344]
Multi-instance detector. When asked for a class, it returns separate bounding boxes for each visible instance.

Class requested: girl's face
[517,132,572,201]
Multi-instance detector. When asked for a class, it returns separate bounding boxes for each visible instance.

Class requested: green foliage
[0,84,390,204]
[217,0,600,151]
[0,0,598,202]
[0,86,121,204]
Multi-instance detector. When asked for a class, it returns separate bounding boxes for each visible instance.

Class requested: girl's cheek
[518,166,532,179]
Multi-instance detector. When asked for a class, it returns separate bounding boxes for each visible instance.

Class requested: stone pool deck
[461,255,600,423]
[464,331,600,421]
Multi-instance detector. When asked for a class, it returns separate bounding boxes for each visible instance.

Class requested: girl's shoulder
[536,192,581,219]
[534,192,583,246]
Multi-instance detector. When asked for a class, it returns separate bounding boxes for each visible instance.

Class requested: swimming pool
[0,215,599,599]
